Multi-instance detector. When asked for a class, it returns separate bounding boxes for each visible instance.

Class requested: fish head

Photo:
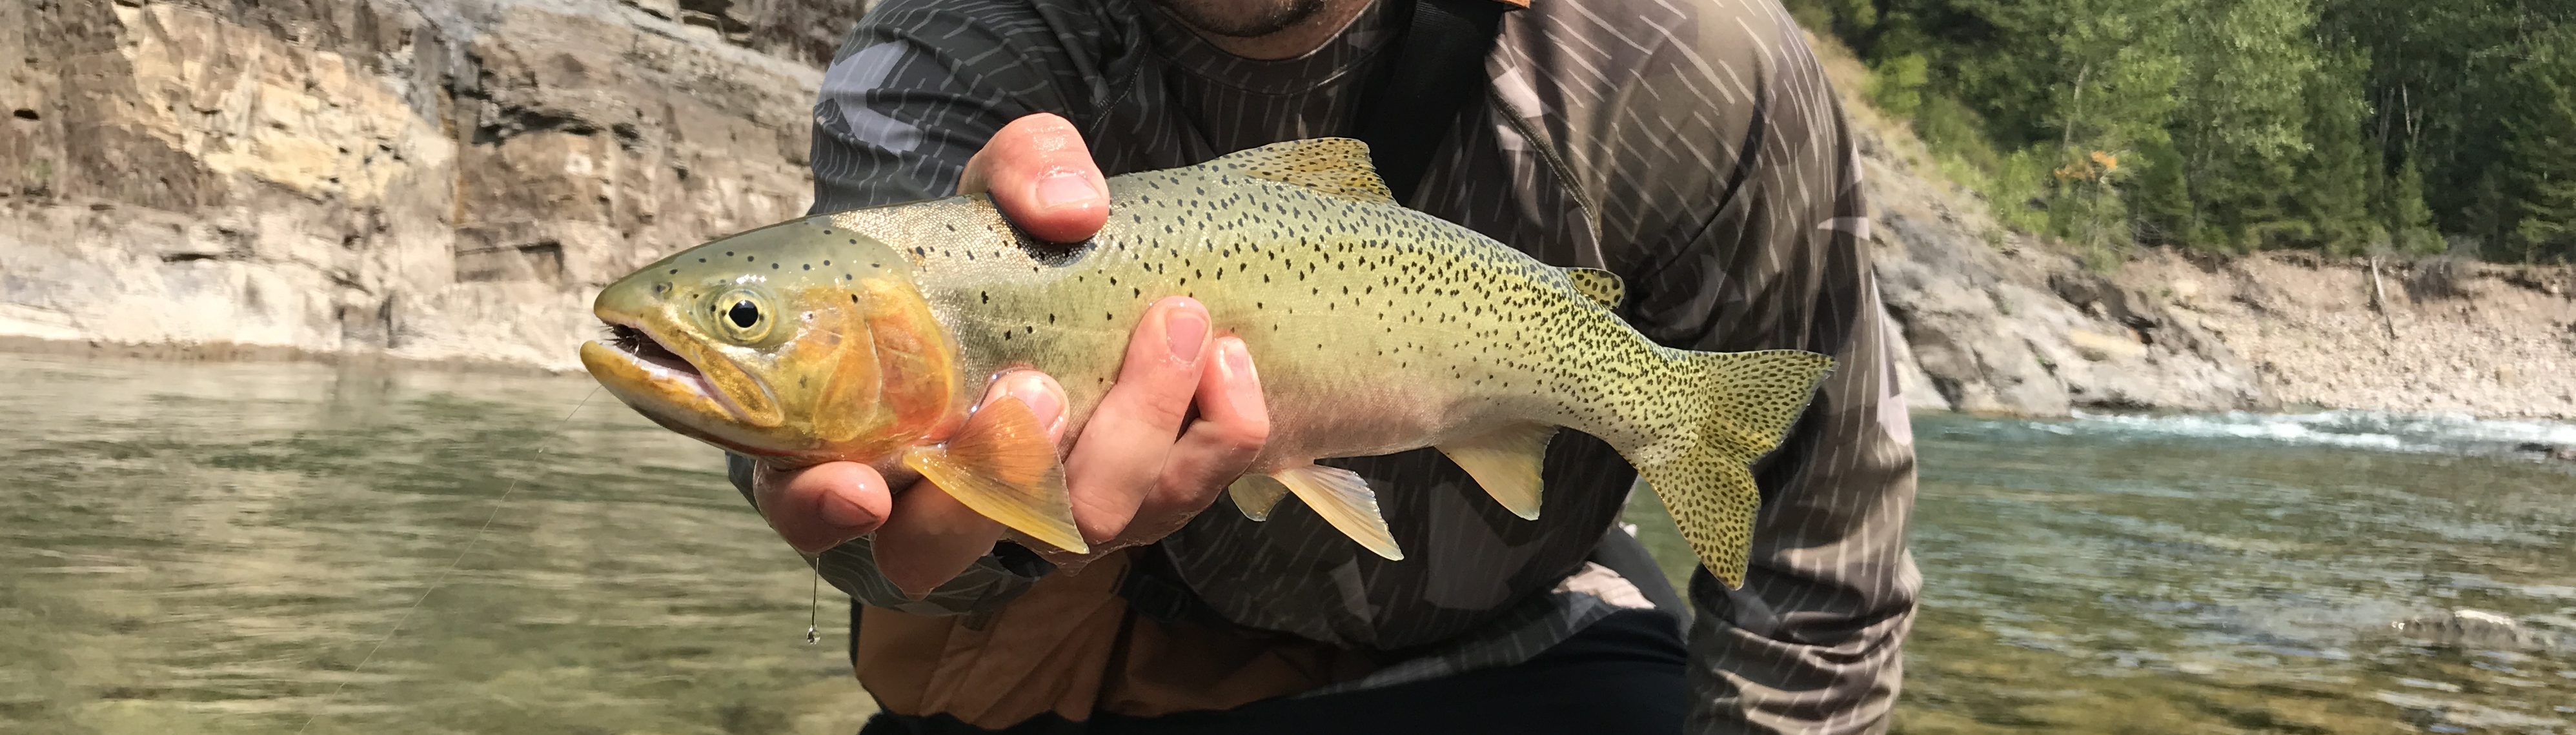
[580,214,964,467]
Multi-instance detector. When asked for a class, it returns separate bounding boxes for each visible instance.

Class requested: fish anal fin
[1270,463,1403,560]
[1206,139,1396,205]
[1565,268,1625,308]
[1435,423,1557,520]
[900,395,1088,554]
[1227,474,1291,521]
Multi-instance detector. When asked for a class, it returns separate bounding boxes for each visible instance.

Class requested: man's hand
[750,113,1272,596]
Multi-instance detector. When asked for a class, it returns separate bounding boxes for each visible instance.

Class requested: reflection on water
[0,353,872,734]
[5,350,2572,734]
[1626,410,2576,733]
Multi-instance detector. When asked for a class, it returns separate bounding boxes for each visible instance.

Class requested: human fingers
[1126,336,1268,545]
[1058,296,1214,545]
[749,461,893,555]
[955,112,1109,243]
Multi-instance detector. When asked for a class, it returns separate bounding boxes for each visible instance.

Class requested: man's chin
[1148,0,1328,38]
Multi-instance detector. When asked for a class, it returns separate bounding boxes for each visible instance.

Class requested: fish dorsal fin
[1436,423,1558,520]
[1208,139,1397,205]
[1565,268,1625,308]
[1270,463,1404,560]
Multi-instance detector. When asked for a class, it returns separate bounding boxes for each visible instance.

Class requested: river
[3,352,2571,734]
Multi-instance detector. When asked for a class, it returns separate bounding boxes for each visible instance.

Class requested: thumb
[955,113,1110,243]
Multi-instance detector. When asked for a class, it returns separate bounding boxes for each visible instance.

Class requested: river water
[3,352,2571,734]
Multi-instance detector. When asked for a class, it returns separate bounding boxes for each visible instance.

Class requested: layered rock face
[0,4,2308,417]
[1840,90,2275,416]
[0,0,844,368]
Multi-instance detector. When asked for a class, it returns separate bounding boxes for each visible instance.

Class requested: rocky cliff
[5,4,2568,421]
[1,0,840,367]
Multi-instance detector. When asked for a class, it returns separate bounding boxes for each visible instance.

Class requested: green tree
[2504,26,2576,261]
[1805,0,2573,261]
[2293,45,2384,254]
[2166,0,2323,250]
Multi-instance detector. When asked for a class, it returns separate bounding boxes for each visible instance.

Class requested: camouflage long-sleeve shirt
[726,0,1922,729]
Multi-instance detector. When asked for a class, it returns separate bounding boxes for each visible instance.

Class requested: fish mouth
[603,321,701,379]
[583,316,756,425]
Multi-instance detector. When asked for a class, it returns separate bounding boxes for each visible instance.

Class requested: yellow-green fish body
[581,139,1831,587]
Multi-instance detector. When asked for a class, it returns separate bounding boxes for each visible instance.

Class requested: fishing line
[294,385,602,734]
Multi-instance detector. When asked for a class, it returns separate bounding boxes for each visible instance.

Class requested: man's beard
[1150,0,1329,38]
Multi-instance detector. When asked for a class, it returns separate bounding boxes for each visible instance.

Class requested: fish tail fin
[1625,348,1834,589]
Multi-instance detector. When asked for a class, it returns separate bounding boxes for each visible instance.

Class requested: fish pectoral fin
[1227,474,1292,521]
[1436,423,1557,520]
[1270,463,1404,560]
[900,395,1088,554]
[1563,268,1626,308]
[1204,139,1397,205]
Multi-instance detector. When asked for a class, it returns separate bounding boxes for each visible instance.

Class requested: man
[727,0,1920,730]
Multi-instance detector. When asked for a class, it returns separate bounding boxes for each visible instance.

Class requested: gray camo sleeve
[1571,3,1923,730]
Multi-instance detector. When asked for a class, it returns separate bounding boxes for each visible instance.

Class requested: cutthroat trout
[580,139,1831,586]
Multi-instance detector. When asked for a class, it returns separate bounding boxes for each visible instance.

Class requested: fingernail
[820,492,874,531]
[1223,338,1257,381]
[1035,170,1098,210]
[1221,339,1262,410]
[1008,379,1066,438]
[1164,305,1206,363]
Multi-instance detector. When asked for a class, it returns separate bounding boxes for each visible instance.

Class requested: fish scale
[579,138,1832,587]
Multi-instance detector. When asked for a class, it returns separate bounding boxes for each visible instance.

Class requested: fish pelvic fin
[1627,349,1834,589]
[1436,423,1557,520]
[1206,139,1397,205]
[1270,463,1403,560]
[1563,268,1625,309]
[1227,474,1292,521]
[900,394,1088,554]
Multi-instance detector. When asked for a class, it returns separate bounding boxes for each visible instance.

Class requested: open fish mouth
[603,321,702,379]
[584,317,753,423]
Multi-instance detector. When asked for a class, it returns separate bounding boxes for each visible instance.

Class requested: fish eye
[709,288,773,343]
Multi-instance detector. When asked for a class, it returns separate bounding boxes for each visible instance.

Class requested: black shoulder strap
[1352,0,1512,203]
